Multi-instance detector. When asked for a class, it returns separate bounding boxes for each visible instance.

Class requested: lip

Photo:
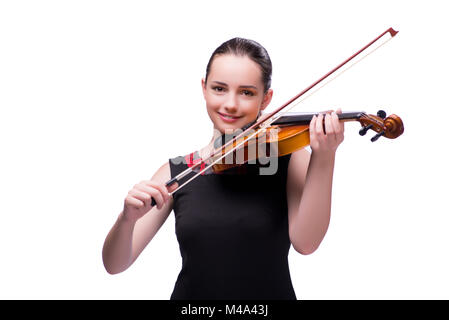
[217,112,242,123]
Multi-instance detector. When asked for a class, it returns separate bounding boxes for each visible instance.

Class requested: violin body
[211,124,310,173]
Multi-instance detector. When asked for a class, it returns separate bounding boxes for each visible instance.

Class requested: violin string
[169,32,396,195]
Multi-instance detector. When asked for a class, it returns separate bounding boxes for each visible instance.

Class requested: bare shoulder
[151,161,172,182]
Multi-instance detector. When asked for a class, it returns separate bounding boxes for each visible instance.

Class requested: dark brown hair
[205,37,272,93]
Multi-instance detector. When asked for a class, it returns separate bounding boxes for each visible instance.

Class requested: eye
[212,86,225,92]
[241,90,255,96]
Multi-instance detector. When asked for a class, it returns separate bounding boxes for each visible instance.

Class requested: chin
[219,122,245,134]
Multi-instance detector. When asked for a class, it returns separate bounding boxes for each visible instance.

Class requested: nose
[223,92,238,113]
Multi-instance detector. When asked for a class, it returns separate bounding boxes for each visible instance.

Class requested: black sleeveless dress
[168,151,296,300]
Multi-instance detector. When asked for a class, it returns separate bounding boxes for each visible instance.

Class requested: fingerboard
[272,111,365,126]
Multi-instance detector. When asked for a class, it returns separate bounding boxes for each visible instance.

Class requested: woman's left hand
[309,109,345,156]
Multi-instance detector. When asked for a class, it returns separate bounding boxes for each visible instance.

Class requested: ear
[201,78,207,99]
[260,89,273,111]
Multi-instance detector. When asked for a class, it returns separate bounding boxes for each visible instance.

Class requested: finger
[167,181,179,194]
[315,113,324,137]
[130,188,163,209]
[325,112,334,136]
[125,196,144,209]
[333,111,345,143]
[338,109,345,133]
[331,111,341,134]
[136,183,169,204]
[336,109,345,134]
[309,114,317,141]
[129,189,155,206]
[142,180,171,203]
[136,186,164,208]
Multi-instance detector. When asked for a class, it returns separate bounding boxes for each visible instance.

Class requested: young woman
[102,38,344,300]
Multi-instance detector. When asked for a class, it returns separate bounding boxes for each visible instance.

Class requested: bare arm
[102,162,176,274]
[287,149,335,254]
[287,111,344,255]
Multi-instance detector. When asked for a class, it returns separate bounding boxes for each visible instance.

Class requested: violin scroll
[358,110,404,142]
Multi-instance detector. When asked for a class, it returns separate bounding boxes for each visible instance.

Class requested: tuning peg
[359,124,373,136]
[377,110,387,119]
[371,130,385,142]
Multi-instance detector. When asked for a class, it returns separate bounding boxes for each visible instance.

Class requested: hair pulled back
[205,38,272,93]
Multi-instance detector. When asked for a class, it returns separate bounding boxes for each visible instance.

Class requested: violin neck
[271,111,364,126]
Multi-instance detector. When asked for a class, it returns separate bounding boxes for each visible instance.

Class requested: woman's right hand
[123,180,177,223]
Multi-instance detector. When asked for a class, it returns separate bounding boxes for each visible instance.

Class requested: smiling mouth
[218,112,242,120]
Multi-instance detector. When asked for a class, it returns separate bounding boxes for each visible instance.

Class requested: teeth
[221,113,237,119]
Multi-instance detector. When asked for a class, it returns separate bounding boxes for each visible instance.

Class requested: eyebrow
[211,81,258,90]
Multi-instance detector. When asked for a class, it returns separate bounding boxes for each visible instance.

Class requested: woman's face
[202,54,273,134]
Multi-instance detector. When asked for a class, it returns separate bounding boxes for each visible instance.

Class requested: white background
[1,0,448,299]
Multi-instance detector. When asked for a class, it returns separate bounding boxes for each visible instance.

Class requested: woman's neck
[198,127,223,160]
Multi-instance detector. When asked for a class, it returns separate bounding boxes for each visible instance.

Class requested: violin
[210,109,404,173]
[150,27,404,205]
